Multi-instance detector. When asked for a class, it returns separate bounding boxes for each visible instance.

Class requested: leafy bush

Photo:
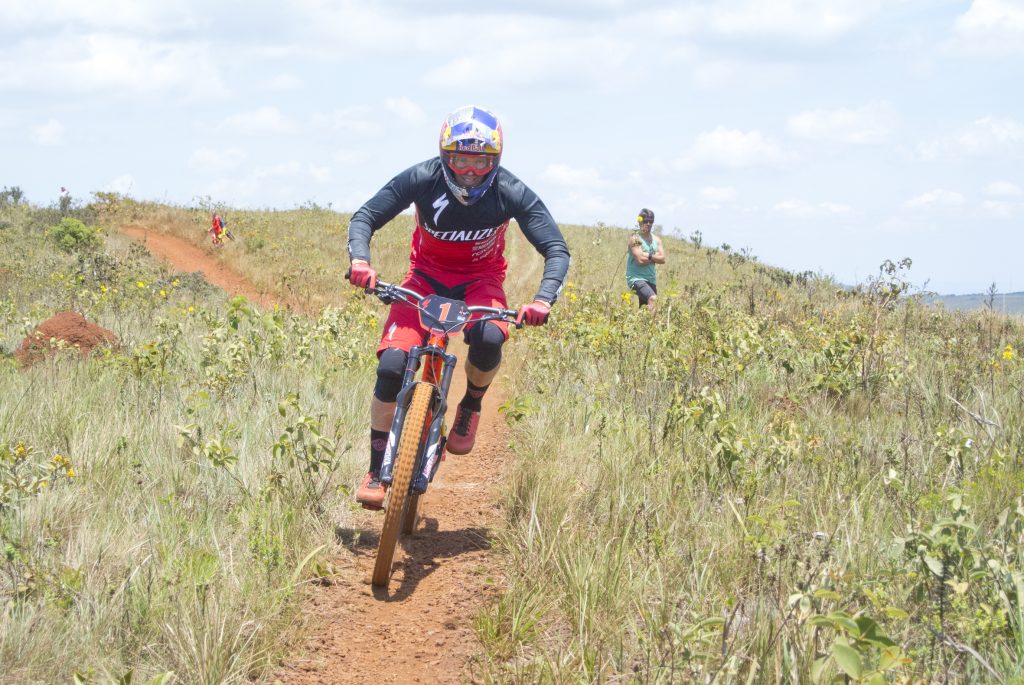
[47,217,102,253]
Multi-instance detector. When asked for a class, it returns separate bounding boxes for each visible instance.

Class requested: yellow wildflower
[136,281,146,288]
[1003,344,1016,361]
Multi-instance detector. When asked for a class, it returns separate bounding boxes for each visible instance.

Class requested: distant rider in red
[209,213,226,246]
[346,105,571,508]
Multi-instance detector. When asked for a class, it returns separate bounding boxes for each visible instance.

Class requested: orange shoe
[356,472,385,510]
[446,406,480,455]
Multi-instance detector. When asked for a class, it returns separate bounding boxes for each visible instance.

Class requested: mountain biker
[347,105,571,509]
[626,208,665,313]
[209,213,226,247]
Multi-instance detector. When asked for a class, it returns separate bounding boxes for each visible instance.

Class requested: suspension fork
[380,344,457,485]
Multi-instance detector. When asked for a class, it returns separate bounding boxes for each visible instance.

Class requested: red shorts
[377,270,509,355]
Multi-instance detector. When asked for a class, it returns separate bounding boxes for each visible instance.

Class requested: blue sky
[2,0,1022,294]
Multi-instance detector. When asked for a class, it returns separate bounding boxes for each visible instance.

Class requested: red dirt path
[122,225,278,309]
[272,378,506,685]
[121,225,508,684]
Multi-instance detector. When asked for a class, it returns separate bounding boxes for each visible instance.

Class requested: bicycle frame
[372,282,517,495]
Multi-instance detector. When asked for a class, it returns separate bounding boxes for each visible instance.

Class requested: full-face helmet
[439,105,503,205]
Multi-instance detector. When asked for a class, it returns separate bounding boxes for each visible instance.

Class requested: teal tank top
[626,234,658,286]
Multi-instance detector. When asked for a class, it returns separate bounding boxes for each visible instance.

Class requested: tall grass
[484,237,1024,683]
[0,201,379,682]
[5,193,1021,684]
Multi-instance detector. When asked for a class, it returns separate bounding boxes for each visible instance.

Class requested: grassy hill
[1,193,1022,683]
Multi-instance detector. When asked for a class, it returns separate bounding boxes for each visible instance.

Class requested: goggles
[447,153,496,176]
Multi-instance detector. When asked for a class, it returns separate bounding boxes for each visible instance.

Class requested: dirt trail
[274,379,505,684]
[122,226,279,309]
[122,226,507,684]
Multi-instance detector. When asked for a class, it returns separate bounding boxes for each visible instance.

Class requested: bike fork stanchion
[380,375,418,484]
[380,345,439,484]
[412,350,457,492]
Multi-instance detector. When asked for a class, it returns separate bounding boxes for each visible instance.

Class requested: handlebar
[368,280,522,328]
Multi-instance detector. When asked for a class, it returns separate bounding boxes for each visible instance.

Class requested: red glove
[347,260,377,289]
[516,299,551,327]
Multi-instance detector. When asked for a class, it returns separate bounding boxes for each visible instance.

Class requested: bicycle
[361,279,520,587]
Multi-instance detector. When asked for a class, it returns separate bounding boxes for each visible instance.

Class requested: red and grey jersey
[347,158,570,303]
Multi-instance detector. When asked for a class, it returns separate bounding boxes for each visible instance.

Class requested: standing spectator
[626,208,665,313]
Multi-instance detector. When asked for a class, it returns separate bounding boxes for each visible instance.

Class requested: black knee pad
[373,348,408,402]
[466,321,505,372]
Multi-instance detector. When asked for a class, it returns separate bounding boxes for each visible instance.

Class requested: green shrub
[47,217,102,253]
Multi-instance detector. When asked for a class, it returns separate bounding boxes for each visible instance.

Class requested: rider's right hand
[347,260,377,289]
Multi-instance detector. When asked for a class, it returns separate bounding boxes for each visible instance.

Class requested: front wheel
[401,493,420,535]
[372,382,433,587]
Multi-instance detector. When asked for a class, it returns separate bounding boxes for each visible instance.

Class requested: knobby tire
[372,382,433,587]
[401,493,420,535]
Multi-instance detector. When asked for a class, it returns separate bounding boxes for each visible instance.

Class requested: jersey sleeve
[347,162,430,262]
[510,181,571,303]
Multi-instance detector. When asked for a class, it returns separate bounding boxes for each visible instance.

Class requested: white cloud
[206,160,331,204]
[982,200,1020,217]
[308,164,332,184]
[774,199,852,216]
[264,73,302,90]
[820,202,852,214]
[677,126,789,170]
[956,117,1024,153]
[0,34,223,99]
[550,189,616,225]
[541,164,609,188]
[904,189,966,209]
[189,147,245,173]
[700,186,737,203]
[5,0,198,33]
[700,0,885,39]
[953,0,1024,53]
[104,174,135,194]
[311,106,380,135]
[787,102,896,144]
[31,118,64,145]
[917,117,1024,160]
[220,106,293,135]
[384,97,425,124]
[423,35,631,88]
[987,180,1022,197]
[333,148,369,165]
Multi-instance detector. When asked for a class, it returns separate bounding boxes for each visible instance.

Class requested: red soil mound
[15,311,117,366]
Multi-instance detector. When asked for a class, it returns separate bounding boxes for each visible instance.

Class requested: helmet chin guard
[439,105,503,205]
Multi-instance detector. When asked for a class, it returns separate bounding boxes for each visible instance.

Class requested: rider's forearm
[535,248,571,303]
[347,219,373,263]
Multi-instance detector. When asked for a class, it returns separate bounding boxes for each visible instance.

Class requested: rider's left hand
[516,299,551,327]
